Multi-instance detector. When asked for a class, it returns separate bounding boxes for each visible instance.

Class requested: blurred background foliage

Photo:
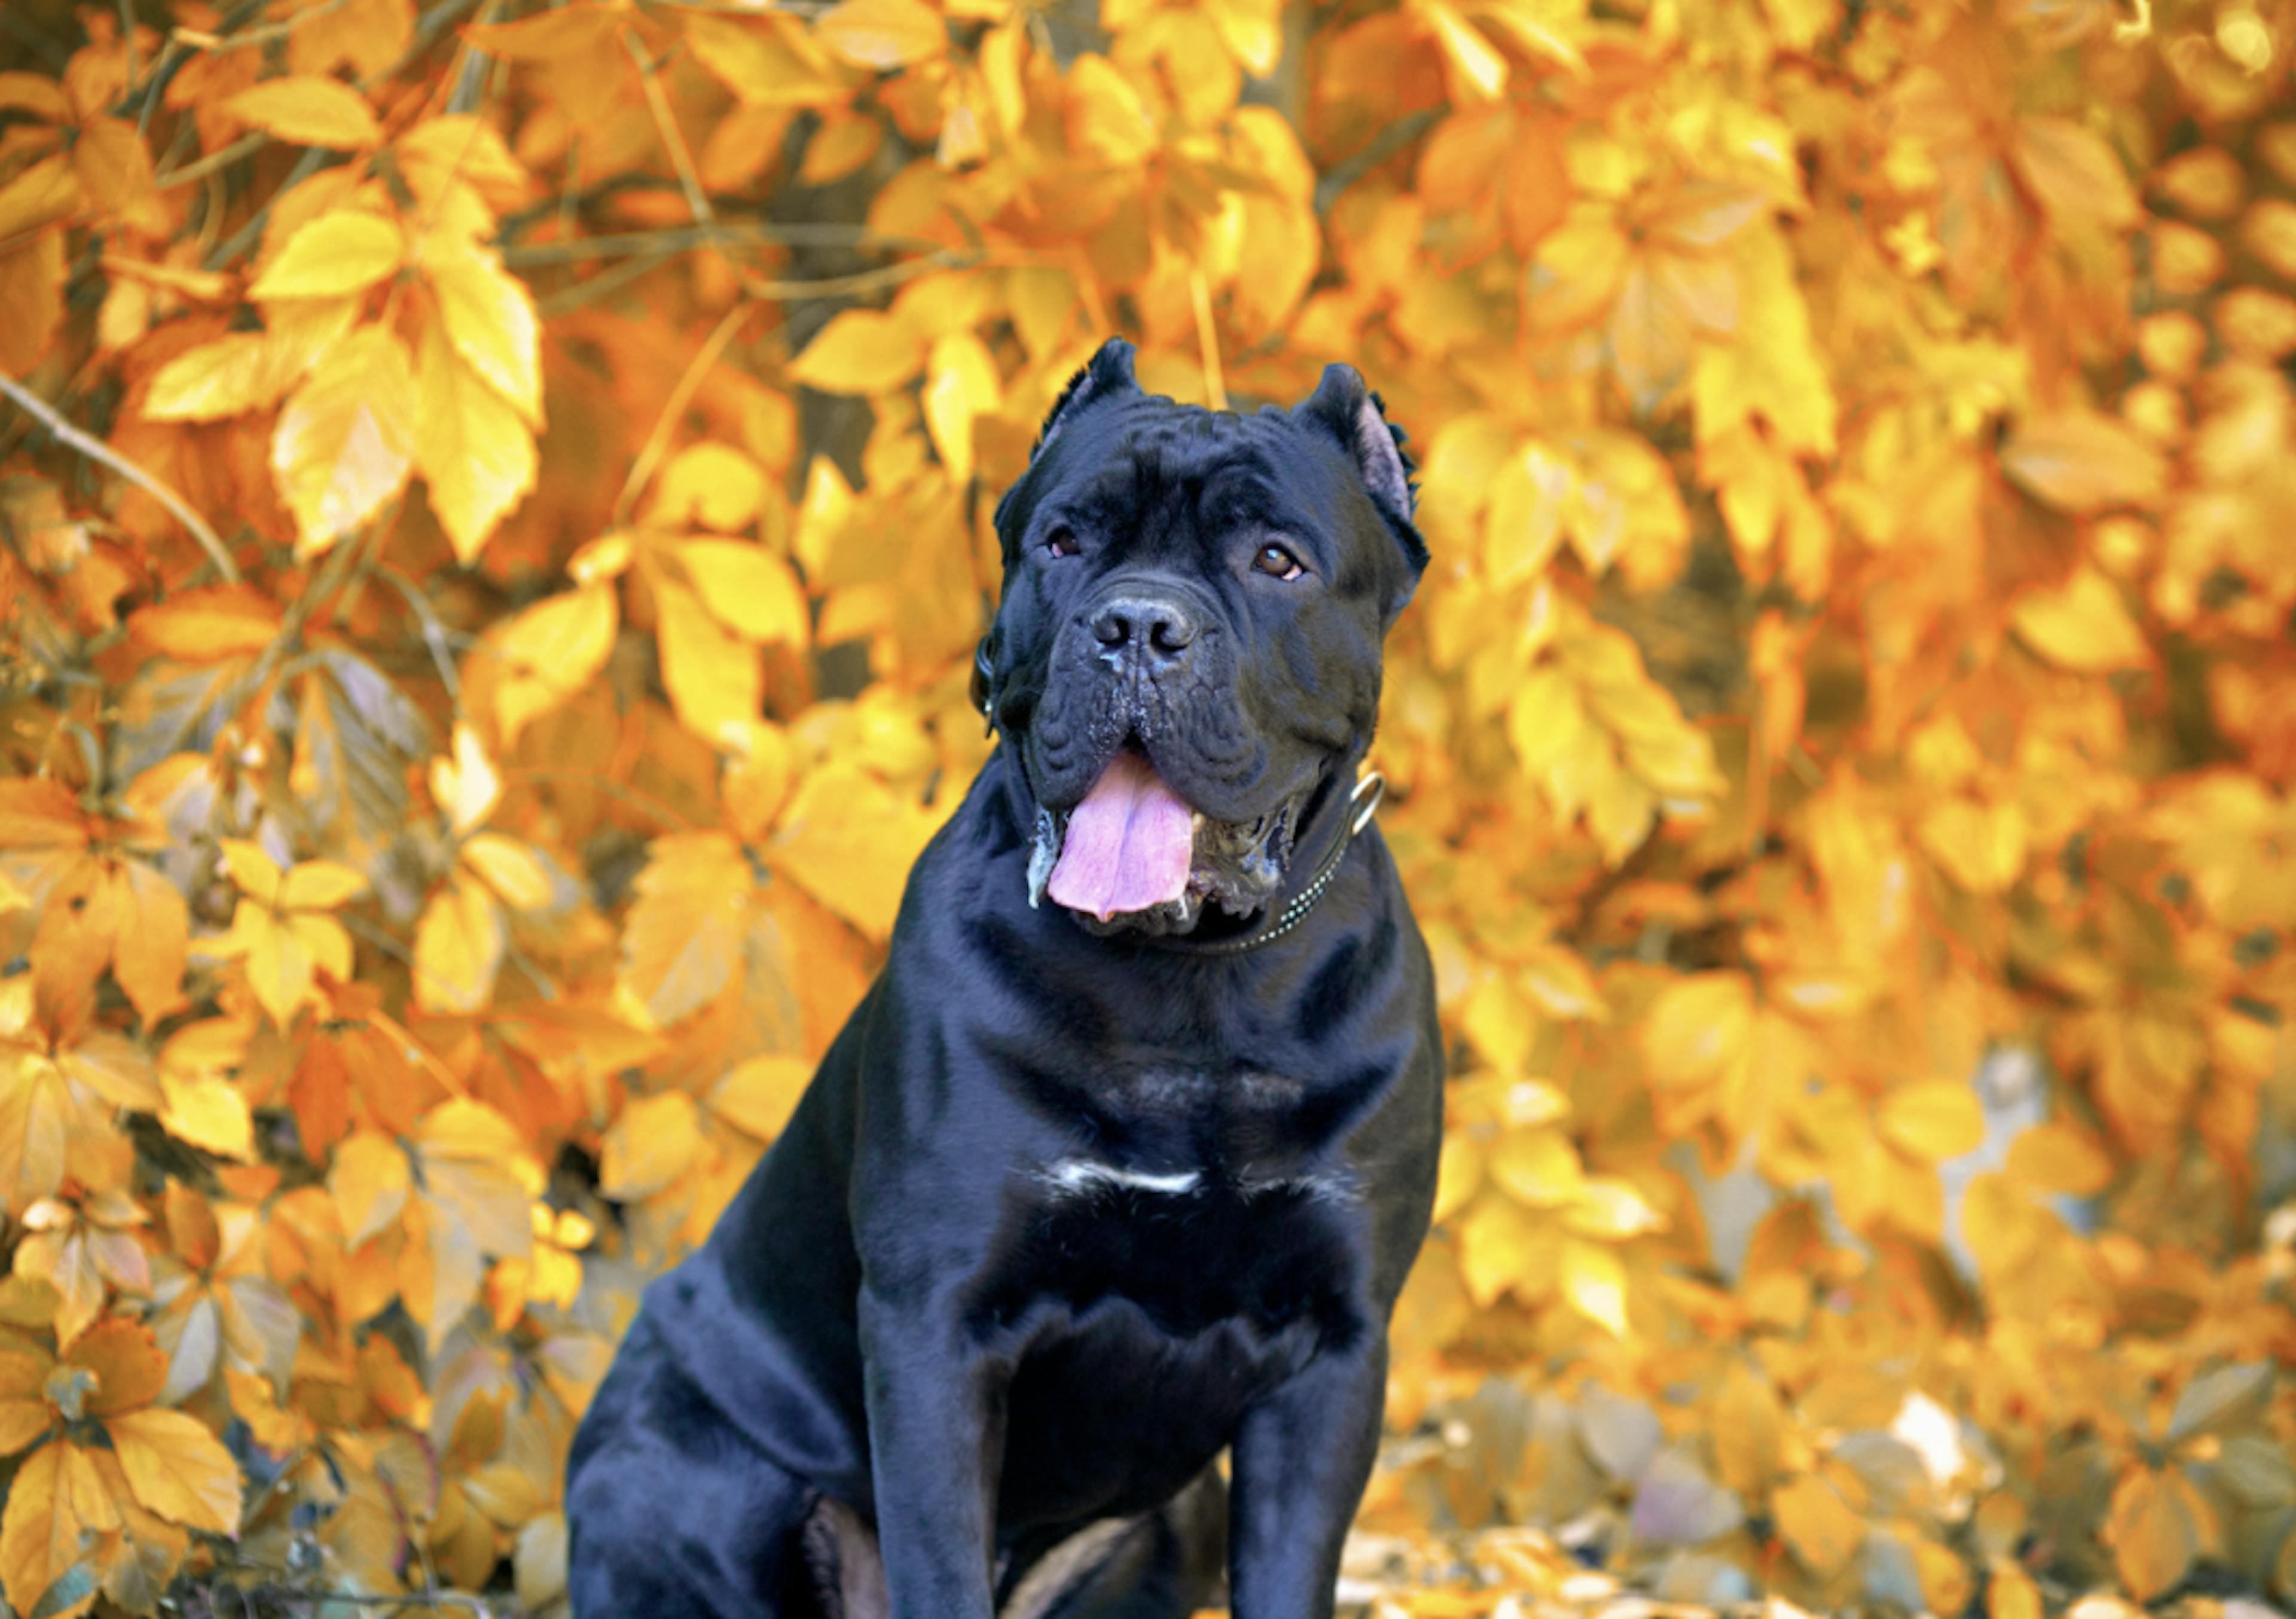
[2,0,2296,1612]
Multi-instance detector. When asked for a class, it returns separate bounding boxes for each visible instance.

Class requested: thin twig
[166,0,358,56]
[369,562,466,700]
[535,248,679,316]
[618,299,752,519]
[499,221,941,266]
[0,371,241,583]
[624,27,714,226]
[153,130,267,191]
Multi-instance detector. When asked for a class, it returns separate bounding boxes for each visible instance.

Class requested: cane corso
[566,338,1443,1618]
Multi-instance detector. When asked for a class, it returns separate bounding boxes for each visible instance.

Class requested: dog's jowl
[566,339,1445,1619]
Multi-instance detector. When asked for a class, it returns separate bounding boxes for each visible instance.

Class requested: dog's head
[978,338,1427,938]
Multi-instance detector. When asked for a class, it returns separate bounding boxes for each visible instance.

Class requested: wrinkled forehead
[1028,400,1353,539]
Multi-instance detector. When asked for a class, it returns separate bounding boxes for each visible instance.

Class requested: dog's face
[979,340,1427,937]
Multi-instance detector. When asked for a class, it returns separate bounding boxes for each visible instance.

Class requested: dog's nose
[1090,596,1200,660]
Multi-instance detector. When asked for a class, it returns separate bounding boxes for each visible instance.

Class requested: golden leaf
[0,1441,98,1619]
[422,240,542,427]
[1775,1471,1864,1574]
[414,314,538,563]
[787,309,926,394]
[412,874,504,1016]
[487,584,617,748]
[2009,566,2150,673]
[270,323,417,557]
[105,1408,243,1535]
[221,75,385,149]
[1877,1080,1986,1162]
[331,1130,411,1248]
[679,539,810,646]
[813,0,947,70]
[600,1091,703,1201]
[248,210,402,301]
[710,1056,814,1141]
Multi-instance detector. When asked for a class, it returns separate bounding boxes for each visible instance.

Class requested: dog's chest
[969,1063,1366,1348]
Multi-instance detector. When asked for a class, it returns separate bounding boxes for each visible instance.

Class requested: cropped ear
[994,337,1142,541]
[1033,336,1140,461]
[1296,363,1427,572]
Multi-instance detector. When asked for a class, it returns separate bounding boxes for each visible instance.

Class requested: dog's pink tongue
[1046,752,1195,920]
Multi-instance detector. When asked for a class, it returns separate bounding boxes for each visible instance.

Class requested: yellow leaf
[462,833,553,911]
[1640,972,1754,1080]
[768,764,941,939]
[105,1408,242,1534]
[271,323,416,557]
[652,443,768,532]
[429,722,501,838]
[2004,1122,2114,1196]
[248,210,402,301]
[923,331,1001,486]
[618,832,753,1026]
[2010,566,2150,673]
[599,1091,702,1200]
[331,1130,411,1248]
[414,315,538,563]
[278,859,366,911]
[1878,1080,1986,1162]
[1712,1361,1784,1495]
[1486,1129,1583,1208]
[711,1056,814,1141]
[422,240,542,426]
[158,1074,254,1160]
[1565,1177,1668,1239]
[1457,1196,1551,1307]
[1989,1561,2041,1619]
[655,577,764,745]
[787,309,925,394]
[813,0,947,69]
[1422,2,1507,100]
[2001,414,2166,514]
[221,75,384,149]
[488,584,616,747]
[679,539,810,646]
[215,841,283,908]
[413,874,503,1016]
[1485,444,1571,586]
[142,334,287,423]
[1775,1471,1865,1575]
[1430,1134,1482,1225]
[0,1441,98,1619]
[2107,1465,2206,1601]
[1559,1236,1626,1334]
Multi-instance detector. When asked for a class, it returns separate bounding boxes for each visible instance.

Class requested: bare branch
[0,371,241,584]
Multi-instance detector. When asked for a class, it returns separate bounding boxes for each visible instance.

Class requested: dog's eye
[1253,543,1303,581]
[1045,529,1080,559]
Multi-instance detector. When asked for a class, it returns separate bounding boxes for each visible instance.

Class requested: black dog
[566,339,1443,1619]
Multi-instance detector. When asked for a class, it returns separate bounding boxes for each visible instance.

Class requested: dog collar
[1149,771,1385,958]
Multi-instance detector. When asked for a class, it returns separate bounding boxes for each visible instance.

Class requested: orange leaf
[812,0,947,70]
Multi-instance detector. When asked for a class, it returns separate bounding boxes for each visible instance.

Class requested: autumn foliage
[0,0,2294,1610]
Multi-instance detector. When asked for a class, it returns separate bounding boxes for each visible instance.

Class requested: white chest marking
[1040,1159,1202,1197]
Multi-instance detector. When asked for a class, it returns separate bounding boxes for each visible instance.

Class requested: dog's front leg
[1227,1333,1387,1619]
[859,1286,1006,1619]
